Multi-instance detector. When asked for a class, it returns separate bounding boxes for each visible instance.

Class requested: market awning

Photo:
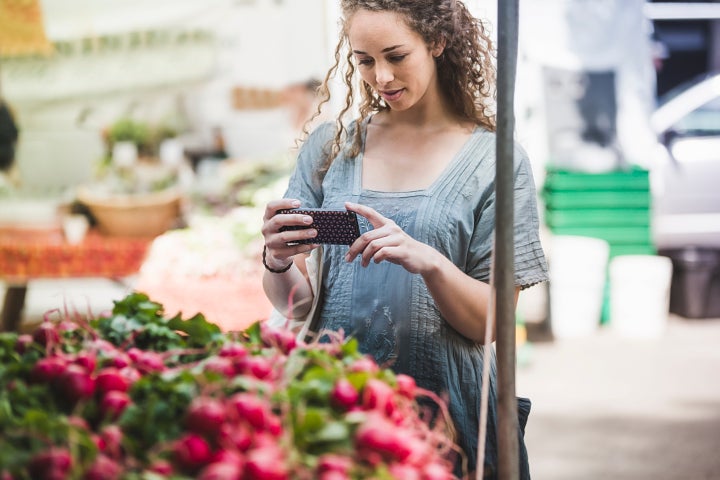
[0,0,53,58]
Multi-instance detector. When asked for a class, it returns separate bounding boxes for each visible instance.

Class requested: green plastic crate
[544,208,650,228]
[544,167,650,191]
[549,225,652,245]
[543,190,651,209]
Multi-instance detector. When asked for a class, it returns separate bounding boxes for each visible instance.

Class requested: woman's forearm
[421,249,516,344]
[262,259,315,319]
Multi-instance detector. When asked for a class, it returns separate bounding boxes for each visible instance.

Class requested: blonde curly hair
[305,0,497,174]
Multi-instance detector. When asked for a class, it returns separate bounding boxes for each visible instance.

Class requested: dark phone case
[277,208,360,245]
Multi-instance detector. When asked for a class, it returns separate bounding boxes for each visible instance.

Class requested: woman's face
[347,9,442,112]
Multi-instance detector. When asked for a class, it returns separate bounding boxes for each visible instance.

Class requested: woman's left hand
[344,202,438,274]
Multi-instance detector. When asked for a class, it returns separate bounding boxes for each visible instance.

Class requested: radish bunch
[0,292,463,479]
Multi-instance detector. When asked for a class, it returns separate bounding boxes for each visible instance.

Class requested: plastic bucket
[549,235,610,338]
[609,255,673,339]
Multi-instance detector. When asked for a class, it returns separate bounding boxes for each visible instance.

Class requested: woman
[261,1,548,477]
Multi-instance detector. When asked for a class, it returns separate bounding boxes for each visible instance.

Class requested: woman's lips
[380,88,403,102]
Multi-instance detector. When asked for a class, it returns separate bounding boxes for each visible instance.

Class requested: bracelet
[262,245,293,273]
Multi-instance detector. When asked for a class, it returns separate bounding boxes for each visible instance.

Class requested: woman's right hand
[261,199,319,270]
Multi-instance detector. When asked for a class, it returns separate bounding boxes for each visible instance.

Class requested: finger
[345,202,388,228]
[264,199,301,221]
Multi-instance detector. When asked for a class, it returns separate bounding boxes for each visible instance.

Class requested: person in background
[260,1,548,477]
[0,86,19,175]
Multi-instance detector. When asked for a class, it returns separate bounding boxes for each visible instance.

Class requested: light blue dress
[284,118,548,478]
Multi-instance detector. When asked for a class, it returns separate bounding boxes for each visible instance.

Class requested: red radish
[244,446,288,480]
[147,459,174,475]
[422,462,454,480]
[319,472,351,480]
[348,356,379,374]
[67,415,90,430]
[317,454,353,474]
[32,321,60,347]
[14,334,34,354]
[95,368,131,394]
[218,342,248,359]
[73,352,97,373]
[228,392,269,430]
[91,433,106,452]
[109,352,131,369]
[118,366,141,384]
[211,449,244,466]
[185,397,226,436]
[82,454,121,480]
[362,379,396,416]
[330,378,359,411]
[100,391,131,420]
[27,447,72,479]
[100,425,123,458]
[354,413,412,462]
[30,356,67,383]
[172,433,213,472]
[389,463,422,480]
[197,461,243,480]
[58,364,96,402]
[202,356,235,378]
[218,423,253,452]
[130,350,165,374]
[241,355,273,379]
[395,373,417,398]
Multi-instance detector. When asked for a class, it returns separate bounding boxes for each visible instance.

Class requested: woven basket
[77,187,182,238]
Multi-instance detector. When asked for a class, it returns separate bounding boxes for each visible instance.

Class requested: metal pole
[495,0,519,478]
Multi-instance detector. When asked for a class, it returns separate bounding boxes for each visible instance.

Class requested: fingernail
[291,200,301,207]
[308,229,317,237]
[303,216,313,224]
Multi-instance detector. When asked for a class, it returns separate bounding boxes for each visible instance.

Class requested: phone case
[278,208,360,245]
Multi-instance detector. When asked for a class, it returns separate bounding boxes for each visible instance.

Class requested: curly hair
[305,0,497,174]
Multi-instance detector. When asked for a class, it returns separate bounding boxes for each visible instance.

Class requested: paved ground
[518,316,720,480]
[4,280,720,479]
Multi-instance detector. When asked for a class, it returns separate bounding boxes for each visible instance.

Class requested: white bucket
[609,255,673,339]
[549,235,610,339]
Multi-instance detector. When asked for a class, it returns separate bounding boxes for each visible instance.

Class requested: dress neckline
[355,115,481,196]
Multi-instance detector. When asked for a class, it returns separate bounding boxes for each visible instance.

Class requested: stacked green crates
[542,167,656,322]
[543,167,655,257]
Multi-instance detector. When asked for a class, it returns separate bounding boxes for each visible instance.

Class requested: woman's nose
[375,62,394,85]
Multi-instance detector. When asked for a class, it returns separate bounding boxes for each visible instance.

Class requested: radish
[316,454,352,474]
[73,352,97,374]
[58,364,96,402]
[389,463,422,480]
[185,397,226,437]
[244,445,288,480]
[319,471,351,480]
[395,374,417,398]
[421,462,454,480]
[218,342,248,360]
[14,334,34,354]
[30,356,67,383]
[218,423,253,452]
[27,447,72,479]
[362,379,396,417]
[99,425,123,458]
[228,393,270,430]
[197,461,243,480]
[95,368,131,394]
[82,454,121,480]
[100,391,131,420]
[128,349,165,374]
[118,366,141,384]
[202,356,235,378]
[354,413,412,462]
[172,433,213,473]
[330,378,359,411]
[147,459,174,475]
[348,356,379,374]
[32,321,60,347]
[240,355,273,380]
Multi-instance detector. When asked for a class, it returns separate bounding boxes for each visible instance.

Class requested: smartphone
[277,208,361,245]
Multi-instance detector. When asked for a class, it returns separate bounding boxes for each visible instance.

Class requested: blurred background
[1,1,719,478]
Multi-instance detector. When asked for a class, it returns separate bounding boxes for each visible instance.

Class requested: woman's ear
[431,38,446,58]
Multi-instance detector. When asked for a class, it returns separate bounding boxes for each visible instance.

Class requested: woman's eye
[388,55,407,63]
[358,58,373,66]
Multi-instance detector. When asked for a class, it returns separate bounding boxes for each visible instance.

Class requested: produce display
[0,293,462,479]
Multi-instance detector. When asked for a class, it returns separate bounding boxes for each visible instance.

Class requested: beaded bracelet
[262,245,293,273]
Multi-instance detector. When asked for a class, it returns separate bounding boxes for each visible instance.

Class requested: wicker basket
[77,187,182,238]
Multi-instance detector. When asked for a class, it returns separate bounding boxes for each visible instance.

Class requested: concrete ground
[3,279,720,479]
[518,316,720,480]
